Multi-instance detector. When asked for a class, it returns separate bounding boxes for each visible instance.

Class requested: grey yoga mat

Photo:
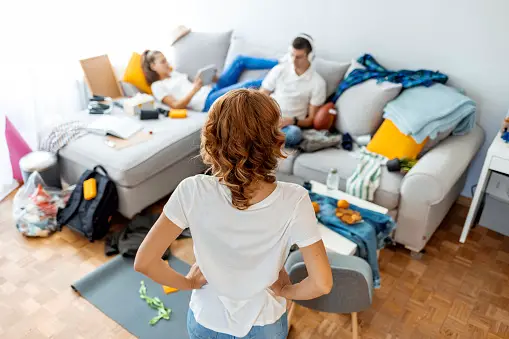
[72,255,192,339]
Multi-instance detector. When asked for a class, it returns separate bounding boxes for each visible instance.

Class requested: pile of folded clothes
[384,83,476,144]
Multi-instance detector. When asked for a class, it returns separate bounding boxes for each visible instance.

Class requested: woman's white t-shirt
[163,175,321,337]
[151,71,212,111]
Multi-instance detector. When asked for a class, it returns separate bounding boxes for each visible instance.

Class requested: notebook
[87,116,142,139]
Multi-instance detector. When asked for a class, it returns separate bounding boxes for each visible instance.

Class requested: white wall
[168,0,509,197]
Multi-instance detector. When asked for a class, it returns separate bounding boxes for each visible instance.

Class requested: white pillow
[314,59,350,98]
[335,60,402,136]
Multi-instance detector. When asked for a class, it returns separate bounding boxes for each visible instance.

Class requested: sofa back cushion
[120,81,141,97]
[224,36,285,83]
[171,30,233,78]
[314,59,350,99]
[224,36,349,97]
[335,60,402,137]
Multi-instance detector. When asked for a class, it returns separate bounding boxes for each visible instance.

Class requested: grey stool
[285,251,373,339]
[19,151,61,189]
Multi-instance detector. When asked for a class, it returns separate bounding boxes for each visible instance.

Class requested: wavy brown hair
[200,89,286,210]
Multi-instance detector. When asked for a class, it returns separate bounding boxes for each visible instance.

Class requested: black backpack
[57,165,118,241]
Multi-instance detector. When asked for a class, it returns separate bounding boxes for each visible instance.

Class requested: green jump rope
[139,281,172,325]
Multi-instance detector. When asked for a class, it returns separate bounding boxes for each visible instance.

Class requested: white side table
[460,132,509,242]
[310,180,389,256]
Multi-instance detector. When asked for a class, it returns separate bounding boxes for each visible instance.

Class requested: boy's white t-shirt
[151,71,212,111]
[163,175,321,337]
[261,63,326,120]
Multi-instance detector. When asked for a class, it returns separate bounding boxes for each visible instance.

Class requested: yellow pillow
[123,52,152,94]
[367,119,428,160]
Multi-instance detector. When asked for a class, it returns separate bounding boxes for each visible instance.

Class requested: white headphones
[288,33,315,63]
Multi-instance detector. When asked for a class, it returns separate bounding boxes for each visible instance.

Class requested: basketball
[313,102,336,130]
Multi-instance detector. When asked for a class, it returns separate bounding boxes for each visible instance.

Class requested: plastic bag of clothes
[13,172,74,237]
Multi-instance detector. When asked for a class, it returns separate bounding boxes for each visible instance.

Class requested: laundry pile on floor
[105,210,191,259]
[13,172,73,237]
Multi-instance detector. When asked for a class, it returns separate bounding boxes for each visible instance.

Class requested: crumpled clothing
[308,191,396,288]
[14,172,73,237]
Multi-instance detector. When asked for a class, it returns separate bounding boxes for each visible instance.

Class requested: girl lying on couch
[142,50,278,112]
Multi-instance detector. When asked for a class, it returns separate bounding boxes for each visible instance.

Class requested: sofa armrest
[401,124,485,204]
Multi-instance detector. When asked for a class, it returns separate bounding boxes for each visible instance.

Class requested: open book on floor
[87,116,142,139]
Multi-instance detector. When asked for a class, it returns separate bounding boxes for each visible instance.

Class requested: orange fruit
[337,200,349,209]
[312,202,320,213]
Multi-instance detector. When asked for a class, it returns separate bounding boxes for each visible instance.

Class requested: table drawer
[479,195,509,237]
[490,156,509,174]
[486,171,509,204]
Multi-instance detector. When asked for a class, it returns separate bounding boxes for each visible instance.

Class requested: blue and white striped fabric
[346,148,387,201]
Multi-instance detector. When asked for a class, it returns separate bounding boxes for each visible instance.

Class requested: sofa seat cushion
[59,111,207,187]
[278,148,300,174]
[292,148,403,210]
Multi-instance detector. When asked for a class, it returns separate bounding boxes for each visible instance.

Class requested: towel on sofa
[346,148,387,201]
[383,83,476,143]
[308,191,396,288]
[332,54,448,103]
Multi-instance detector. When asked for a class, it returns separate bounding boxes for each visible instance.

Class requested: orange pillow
[367,119,428,160]
[123,52,152,94]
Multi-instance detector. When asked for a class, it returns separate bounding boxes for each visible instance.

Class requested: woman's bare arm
[134,213,206,290]
[161,77,203,109]
[273,240,332,300]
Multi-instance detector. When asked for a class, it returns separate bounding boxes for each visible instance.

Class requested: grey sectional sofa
[277,126,484,252]
[60,32,484,253]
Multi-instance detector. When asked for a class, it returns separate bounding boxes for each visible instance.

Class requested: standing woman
[135,89,332,338]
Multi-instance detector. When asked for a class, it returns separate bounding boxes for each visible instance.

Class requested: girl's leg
[214,55,278,90]
[203,79,263,112]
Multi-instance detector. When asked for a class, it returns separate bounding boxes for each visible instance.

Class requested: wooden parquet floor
[1,191,509,339]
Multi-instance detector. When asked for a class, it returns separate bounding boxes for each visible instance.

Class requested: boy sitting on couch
[260,34,326,147]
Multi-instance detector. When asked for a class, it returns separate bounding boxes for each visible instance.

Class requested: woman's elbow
[316,274,333,295]
[134,255,150,274]
[319,279,333,295]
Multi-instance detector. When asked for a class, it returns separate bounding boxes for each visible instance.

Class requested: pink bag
[5,116,32,181]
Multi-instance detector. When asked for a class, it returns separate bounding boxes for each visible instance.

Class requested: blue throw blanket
[331,54,448,103]
[308,192,396,288]
[384,83,476,143]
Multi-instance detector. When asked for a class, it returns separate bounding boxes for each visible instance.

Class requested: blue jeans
[187,309,288,339]
[281,125,303,148]
[202,55,278,112]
